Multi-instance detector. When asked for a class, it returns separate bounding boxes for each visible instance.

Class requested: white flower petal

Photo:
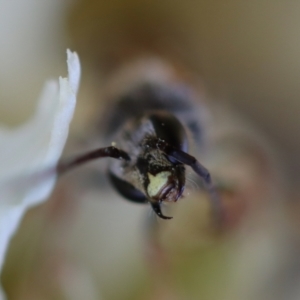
[67,49,81,95]
[0,50,81,299]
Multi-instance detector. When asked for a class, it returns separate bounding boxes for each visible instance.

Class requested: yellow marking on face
[147,171,171,197]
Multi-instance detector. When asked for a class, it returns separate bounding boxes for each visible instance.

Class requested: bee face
[105,110,188,219]
[136,148,185,203]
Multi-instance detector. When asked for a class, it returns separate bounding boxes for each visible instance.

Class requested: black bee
[58,67,221,221]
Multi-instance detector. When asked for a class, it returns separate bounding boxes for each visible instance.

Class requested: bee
[57,59,222,221]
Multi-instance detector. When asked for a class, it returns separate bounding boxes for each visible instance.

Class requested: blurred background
[0,0,300,299]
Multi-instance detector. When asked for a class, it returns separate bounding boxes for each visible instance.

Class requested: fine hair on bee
[57,58,222,221]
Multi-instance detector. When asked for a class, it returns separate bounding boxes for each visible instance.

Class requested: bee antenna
[57,146,130,175]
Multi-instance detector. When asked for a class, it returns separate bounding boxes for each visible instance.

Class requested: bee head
[137,149,185,204]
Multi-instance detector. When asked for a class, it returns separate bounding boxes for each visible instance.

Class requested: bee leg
[150,202,173,220]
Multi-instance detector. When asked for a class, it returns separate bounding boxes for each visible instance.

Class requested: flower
[0,49,80,300]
